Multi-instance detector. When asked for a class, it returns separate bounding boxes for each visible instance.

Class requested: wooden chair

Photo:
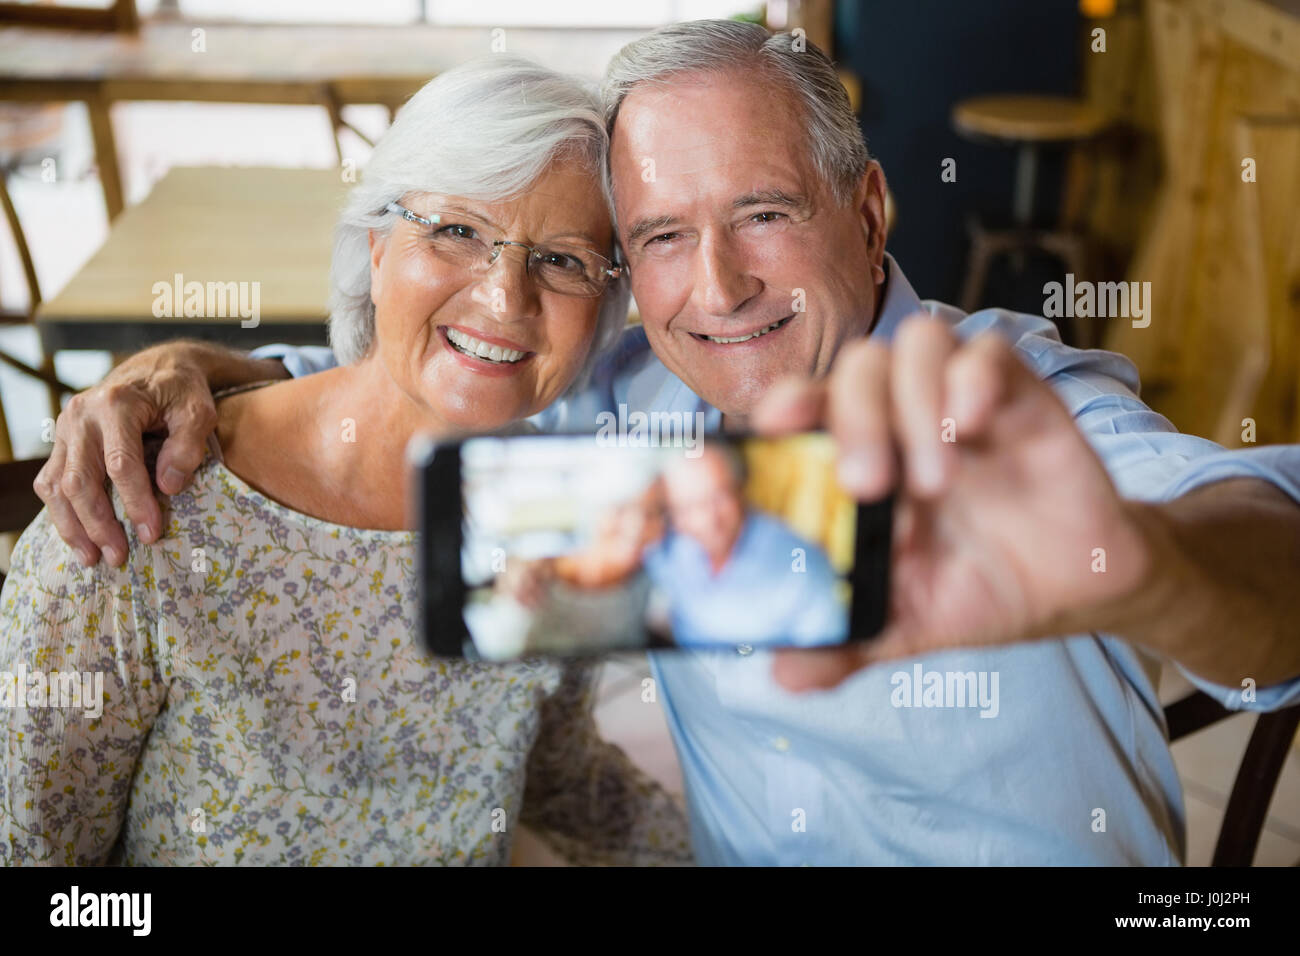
[0,455,46,588]
[0,170,78,460]
[1164,689,1300,865]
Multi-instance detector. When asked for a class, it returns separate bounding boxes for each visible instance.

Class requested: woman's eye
[436,224,477,240]
[539,252,583,273]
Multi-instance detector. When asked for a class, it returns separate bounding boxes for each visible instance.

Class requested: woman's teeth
[698,315,791,344]
[446,327,527,364]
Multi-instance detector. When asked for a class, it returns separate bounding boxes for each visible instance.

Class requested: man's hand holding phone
[754,314,1153,691]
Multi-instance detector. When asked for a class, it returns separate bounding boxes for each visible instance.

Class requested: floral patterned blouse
[0,453,692,866]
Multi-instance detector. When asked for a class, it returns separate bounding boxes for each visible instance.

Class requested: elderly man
[35,20,1300,864]
[645,445,845,649]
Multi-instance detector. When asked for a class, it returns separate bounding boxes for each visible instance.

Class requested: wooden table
[36,165,345,351]
[0,20,639,220]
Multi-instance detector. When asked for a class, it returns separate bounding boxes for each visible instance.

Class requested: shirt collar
[868,252,926,344]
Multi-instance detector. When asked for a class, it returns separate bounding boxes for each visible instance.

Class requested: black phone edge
[414,438,469,657]
[848,495,892,641]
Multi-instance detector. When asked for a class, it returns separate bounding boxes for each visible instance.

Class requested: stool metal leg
[1013,143,1038,226]
[960,230,995,315]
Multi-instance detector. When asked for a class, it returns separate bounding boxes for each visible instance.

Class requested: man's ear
[853,160,889,280]
[368,229,388,304]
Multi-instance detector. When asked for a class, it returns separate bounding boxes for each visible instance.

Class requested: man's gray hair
[602,19,870,205]
[328,56,629,388]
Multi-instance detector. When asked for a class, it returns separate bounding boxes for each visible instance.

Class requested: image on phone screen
[418,432,889,660]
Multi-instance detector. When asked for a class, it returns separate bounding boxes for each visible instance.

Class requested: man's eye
[646,232,679,247]
[750,211,786,224]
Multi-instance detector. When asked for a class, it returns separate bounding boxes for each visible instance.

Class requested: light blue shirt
[642,511,846,649]
[254,254,1300,864]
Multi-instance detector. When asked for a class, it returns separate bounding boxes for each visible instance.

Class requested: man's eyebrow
[624,191,808,246]
[733,189,808,209]
[626,215,680,247]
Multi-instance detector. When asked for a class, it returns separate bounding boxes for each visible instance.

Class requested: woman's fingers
[890,315,957,497]
[33,439,100,567]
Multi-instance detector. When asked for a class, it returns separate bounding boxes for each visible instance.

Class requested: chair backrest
[0,457,45,534]
[0,457,47,590]
[1164,689,1300,866]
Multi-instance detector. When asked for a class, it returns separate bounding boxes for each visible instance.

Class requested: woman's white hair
[328,56,629,391]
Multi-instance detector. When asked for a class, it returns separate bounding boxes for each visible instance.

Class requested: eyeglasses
[385,202,623,298]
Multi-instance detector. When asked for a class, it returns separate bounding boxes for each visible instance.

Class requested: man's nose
[692,232,762,317]
[472,246,542,322]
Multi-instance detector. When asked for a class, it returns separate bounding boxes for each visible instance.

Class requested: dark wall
[835,0,1082,308]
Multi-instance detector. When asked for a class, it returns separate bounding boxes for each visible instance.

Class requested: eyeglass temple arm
[385,202,440,226]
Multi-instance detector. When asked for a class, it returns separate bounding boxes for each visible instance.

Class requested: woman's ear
[368,229,388,304]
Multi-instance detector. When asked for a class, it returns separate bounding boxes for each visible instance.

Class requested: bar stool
[953,94,1106,344]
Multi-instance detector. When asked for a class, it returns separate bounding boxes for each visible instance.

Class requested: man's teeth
[699,317,789,344]
[446,328,527,363]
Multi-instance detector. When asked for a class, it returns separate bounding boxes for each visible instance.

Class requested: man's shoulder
[928,300,1143,405]
[544,325,705,430]
[597,325,683,401]
[605,324,655,367]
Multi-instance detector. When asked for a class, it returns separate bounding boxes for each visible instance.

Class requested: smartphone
[415,431,890,660]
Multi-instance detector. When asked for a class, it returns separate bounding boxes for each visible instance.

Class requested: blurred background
[0,0,1296,865]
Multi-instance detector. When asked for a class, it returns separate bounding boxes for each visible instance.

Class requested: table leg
[318,85,346,166]
[86,93,125,221]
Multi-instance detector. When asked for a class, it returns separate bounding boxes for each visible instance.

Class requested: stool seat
[952,95,1106,143]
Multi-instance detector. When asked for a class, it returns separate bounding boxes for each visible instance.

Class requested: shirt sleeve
[249,344,340,378]
[1152,445,1300,712]
[0,510,167,864]
[519,660,694,865]
[1003,324,1300,713]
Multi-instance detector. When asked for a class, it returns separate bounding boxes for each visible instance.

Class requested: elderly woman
[0,58,691,865]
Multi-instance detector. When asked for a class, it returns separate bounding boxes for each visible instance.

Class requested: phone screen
[418,432,889,660]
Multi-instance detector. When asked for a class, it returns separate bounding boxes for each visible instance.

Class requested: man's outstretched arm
[755,316,1300,701]
[1079,474,1300,692]
[34,340,291,568]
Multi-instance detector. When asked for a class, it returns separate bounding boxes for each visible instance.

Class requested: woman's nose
[474,246,542,321]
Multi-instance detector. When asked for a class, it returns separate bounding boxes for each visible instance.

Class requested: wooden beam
[0,3,122,32]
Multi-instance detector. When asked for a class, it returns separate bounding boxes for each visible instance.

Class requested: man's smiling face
[610,67,888,422]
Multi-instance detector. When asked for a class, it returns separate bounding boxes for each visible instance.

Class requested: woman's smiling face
[367,159,615,431]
